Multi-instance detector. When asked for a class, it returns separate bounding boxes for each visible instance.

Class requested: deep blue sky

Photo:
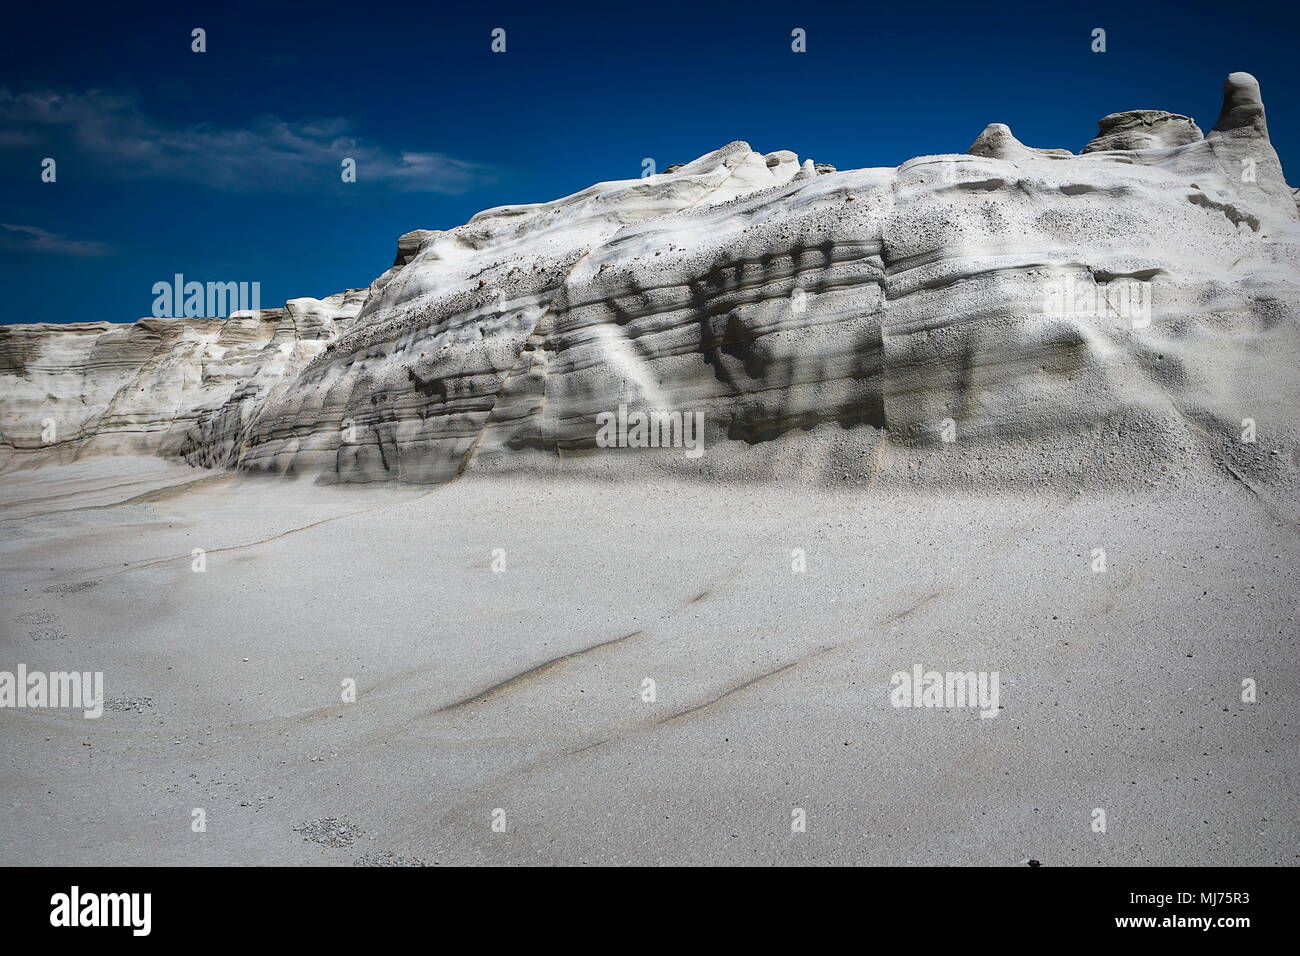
[2,0,1297,324]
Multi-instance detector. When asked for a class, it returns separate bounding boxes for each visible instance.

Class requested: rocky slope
[2,73,1298,495]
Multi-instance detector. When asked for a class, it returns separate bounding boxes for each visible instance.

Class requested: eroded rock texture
[2,74,1298,490]
[0,292,364,470]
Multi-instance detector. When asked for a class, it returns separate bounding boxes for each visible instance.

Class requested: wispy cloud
[0,88,494,194]
[0,223,110,257]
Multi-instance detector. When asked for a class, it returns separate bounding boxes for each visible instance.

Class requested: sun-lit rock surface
[0,292,365,471]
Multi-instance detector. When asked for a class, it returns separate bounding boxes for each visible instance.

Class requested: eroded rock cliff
[3,73,1297,493]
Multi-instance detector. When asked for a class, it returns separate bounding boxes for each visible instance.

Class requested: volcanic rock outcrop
[2,73,1298,493]
[0,292,364,470]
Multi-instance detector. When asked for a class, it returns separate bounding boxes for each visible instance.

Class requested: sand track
[2,459,1295,865]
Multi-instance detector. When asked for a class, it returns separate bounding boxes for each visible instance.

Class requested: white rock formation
[2,74,1298,493]
[0,292,365,470]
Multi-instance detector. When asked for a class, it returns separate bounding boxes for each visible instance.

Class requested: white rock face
[2,74,1298,494]
[0,291,365,471]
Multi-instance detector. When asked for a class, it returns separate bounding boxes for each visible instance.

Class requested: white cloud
[0,223,110,257]
[0,88,494,194]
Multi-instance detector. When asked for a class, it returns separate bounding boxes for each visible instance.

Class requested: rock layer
[0,292,364,471]
[1081,110,1203,153]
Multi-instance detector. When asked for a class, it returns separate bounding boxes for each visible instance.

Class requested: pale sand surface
[1,458,1296,865]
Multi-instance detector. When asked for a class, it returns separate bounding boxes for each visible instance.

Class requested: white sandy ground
[0,458,1296,866]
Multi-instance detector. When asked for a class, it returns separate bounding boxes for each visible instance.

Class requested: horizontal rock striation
[0,292,364,471]
[2,74,1298,491]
